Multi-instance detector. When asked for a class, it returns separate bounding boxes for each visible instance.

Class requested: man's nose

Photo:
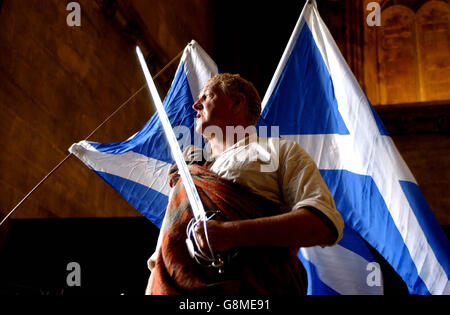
[192,100,202,111]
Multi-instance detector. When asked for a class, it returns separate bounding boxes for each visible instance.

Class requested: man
[146,73,343,295]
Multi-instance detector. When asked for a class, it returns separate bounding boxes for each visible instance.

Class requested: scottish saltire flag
[259,1,449,294]
[69,40,218,227]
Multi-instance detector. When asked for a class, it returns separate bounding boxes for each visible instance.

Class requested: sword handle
[185,210,238,273]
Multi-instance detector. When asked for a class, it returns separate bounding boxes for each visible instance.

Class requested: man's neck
[207,125,257,157]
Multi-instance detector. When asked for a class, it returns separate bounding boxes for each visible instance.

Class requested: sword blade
[136,46,206,221]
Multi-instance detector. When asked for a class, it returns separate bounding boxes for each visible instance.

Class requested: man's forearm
[196,207,337,252]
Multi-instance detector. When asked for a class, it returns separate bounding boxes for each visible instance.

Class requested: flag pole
[0,47,185,228]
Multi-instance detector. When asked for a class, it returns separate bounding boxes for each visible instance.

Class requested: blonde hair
[208,73,261,126]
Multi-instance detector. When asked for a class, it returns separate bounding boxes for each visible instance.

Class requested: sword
[136,46,225,271]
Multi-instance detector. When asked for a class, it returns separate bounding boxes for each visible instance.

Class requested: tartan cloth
[149,162,308,295]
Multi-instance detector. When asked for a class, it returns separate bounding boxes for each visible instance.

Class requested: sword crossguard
[185,210,237,273]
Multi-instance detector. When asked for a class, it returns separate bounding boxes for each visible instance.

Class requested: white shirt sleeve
[279,140,344,245]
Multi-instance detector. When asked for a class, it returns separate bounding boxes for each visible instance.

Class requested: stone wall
[0,0,153,219]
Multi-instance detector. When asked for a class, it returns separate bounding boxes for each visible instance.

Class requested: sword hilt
[185,210,238,273]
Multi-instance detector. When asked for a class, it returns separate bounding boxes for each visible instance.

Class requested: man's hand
[194,220,236,253]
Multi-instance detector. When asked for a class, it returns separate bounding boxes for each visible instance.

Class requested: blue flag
[259,1,449,294]
[70,40,218,227]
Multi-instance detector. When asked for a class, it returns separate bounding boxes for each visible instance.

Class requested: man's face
[192,80,235,135]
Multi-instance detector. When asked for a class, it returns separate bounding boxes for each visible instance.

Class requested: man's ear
[232,93,246,114]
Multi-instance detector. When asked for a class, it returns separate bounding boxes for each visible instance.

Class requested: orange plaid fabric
[149,163,307,295]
